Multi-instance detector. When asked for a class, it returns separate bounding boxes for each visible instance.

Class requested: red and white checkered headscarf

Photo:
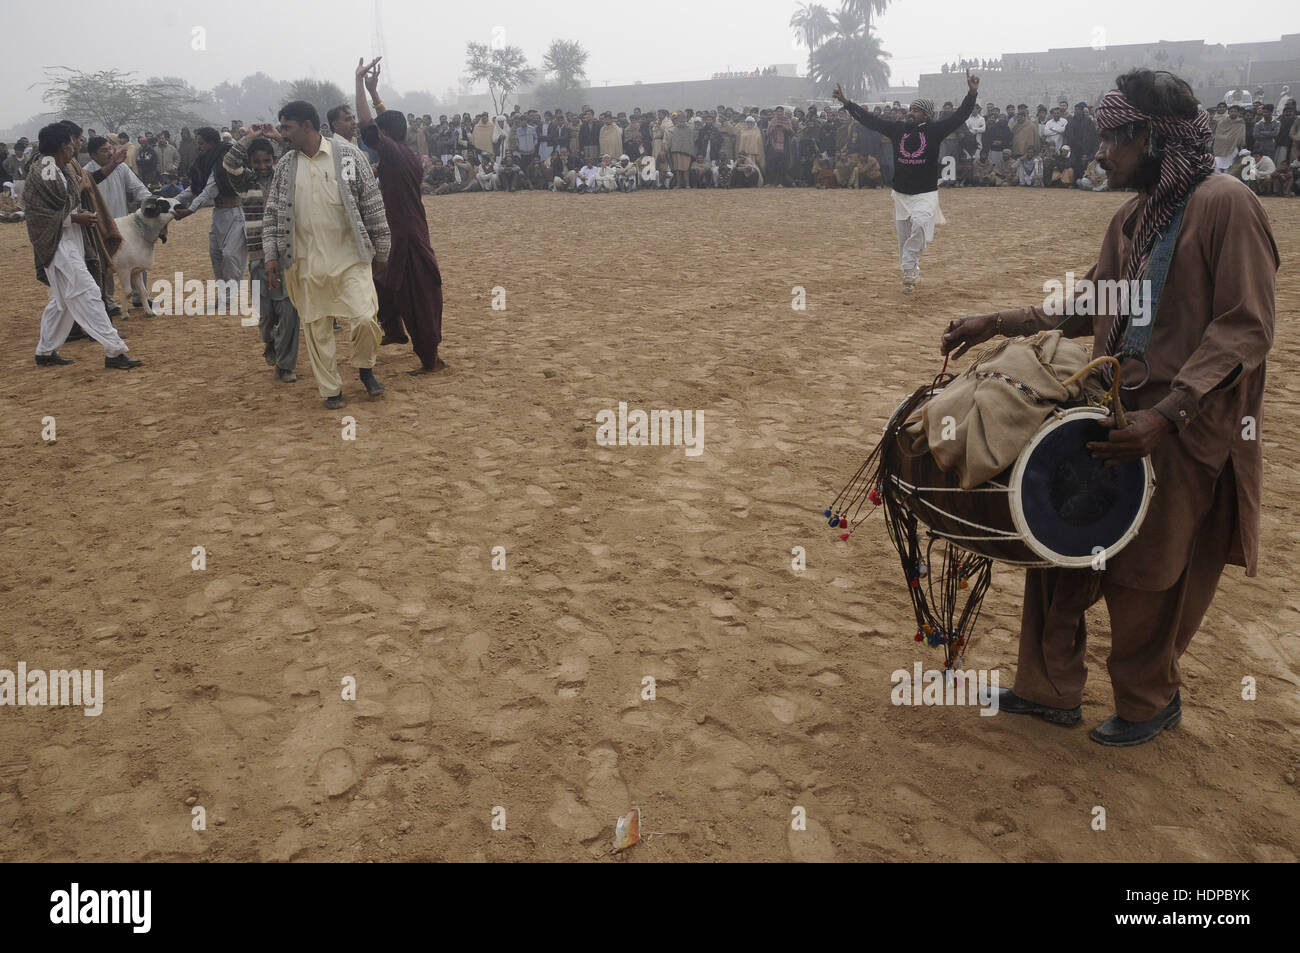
[1093,89,1213,282]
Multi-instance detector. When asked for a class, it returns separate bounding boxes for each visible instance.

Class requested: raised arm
[834,84,900,137]
[355,56,383,131]
[931,73,981,138]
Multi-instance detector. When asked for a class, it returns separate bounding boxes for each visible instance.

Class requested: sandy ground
[0,185,1296,863]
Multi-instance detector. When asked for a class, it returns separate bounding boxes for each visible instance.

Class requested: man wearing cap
[942,68,1276,747]
[737,116,764,175]
[834,69,980,292]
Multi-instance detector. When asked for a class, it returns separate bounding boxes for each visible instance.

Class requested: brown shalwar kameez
[361,123,444,370]
[998,173,1277,721]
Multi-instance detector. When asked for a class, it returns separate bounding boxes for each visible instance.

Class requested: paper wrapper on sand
[613,807,640,851]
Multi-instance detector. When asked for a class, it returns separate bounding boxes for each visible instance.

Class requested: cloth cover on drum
[903,330,1096,489]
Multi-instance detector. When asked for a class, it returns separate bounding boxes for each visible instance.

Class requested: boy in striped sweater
[224,127,299,383]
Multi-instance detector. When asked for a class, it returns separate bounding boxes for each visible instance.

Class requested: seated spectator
[422,157,453,194]
[526,156,550,190]
[812,154,836,188]
[577,157,599,192]
[1018,147,1043,186]
[1079,156,1109,191]
[971,151,997,186]
[714,153,733,188]
[689,153,713,188]
[1046,145,1075,187]
[615,155,639,192]
[475,155,499,191]
[593,155,618,192]
[732,152,763,187]
[1247,151,1276,195]
[993,152,1019,186]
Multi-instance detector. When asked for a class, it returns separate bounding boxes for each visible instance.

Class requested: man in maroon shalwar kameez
[355,58,447,376]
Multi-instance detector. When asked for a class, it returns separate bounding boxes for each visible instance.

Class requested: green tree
[464,42,535,116]
[542,39,589,88]
[286,78,349,125]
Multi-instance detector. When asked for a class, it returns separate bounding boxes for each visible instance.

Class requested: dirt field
[0,185,1296,862]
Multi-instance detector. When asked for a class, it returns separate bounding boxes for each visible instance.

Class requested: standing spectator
[178,128,196,176]
[965,104,985,153]
[1042,106,1068,152]
[737,115,764,176]
[1253,104,1279,162]
[598,112,622,160]
[135,136,160,187]
[1064,102,1099,176]
[1212,105,1247,173]
[668,114,695,188]
[985,106,1011,164]
[1274,100,1295,167]
[765,106,794,186]
[159,132,180,177]
[1011,104,1039,156]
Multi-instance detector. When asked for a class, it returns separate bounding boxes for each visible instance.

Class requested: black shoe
[104,353,142,370]
[359,367,385,398]
[66,325,89,342]
[1090,692,1181,747]
[35,351,74,366]
[263,342,276,366]
[995,688,1082,725]
[106,305,122,319]
[324,392,345,409]
[380,333,409,346]
[275,367,297,383]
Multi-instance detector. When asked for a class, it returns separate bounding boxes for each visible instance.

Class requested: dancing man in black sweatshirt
[834,70,980,293]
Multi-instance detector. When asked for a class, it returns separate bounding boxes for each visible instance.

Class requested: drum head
[1009,408,1155,568]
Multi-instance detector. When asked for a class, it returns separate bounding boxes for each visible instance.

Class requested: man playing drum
[941,69,1278,746]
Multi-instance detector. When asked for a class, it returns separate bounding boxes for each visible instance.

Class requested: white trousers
[37,221,128,358]
[894,215,932,279]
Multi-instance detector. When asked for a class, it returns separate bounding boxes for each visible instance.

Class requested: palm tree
[789,3,835,51]
[807,8,891,99]
[842,0,892,30]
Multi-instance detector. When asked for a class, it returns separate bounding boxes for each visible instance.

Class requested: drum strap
[1053,181,1199,364]
[1114,186,1197,365]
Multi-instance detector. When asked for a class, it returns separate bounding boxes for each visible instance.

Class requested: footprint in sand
[315,748,357,797]
[788,817,837,862]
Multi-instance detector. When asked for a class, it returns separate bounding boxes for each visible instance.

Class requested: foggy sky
[2,0,1290,128]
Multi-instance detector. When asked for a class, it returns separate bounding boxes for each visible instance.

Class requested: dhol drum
[882,397,1157,568]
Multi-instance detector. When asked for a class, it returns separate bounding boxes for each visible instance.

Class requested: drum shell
[883,436,1039,564]
[881,399,1155,568]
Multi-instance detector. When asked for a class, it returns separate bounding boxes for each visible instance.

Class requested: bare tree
[464,42,535,116]
[42,67,208,133]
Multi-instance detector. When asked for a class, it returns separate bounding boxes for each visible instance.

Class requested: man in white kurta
[284,135,382,402]
[37,213,134,363]
[85,137,152,310]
